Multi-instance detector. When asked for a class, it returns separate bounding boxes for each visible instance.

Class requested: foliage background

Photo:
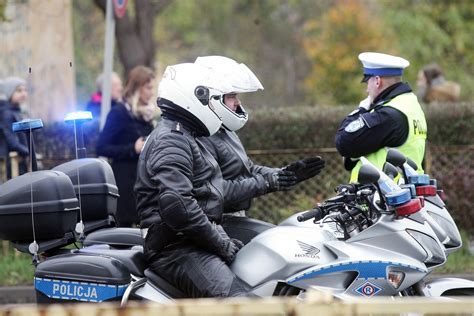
[73,0,474,109]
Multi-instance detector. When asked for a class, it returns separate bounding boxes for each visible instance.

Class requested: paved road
[1,274,472,304]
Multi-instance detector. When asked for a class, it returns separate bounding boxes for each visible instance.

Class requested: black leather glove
[264,169,297,192]
[214,224,245,263]
[219,238,245,264]
[284,156,325,183]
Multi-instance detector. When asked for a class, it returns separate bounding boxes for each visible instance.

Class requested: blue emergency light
[64,111,93,123]
[408,174,430,186]
[385,188,412,206]
[400,184,416,198]
[12,119,43,133]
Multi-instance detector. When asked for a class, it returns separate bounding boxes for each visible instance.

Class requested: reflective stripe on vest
[350,92,427,182]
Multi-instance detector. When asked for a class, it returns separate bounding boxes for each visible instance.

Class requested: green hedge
[239,102,474,150]
[34,102,473,158]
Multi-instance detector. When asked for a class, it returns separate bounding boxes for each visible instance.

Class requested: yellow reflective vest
[350,92,427,182]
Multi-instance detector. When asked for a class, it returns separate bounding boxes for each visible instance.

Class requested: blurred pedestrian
[85,71,123,119]
[416,63,460,103]
[97,66,156,227]
[0,77,30,179]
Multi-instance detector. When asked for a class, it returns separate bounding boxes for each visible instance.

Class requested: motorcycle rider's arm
[200,135,271,206]
[146,133,231,256]
[335,106,408,158]
[222,174,268,208]
[249,160,278,177]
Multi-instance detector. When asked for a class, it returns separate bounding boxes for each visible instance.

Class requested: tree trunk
[94,0,172,77]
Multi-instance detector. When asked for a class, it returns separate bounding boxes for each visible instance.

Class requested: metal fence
[247,146,474,230]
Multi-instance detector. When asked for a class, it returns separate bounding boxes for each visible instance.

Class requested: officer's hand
[220,238,245,264]
[284,156,325,183]
[358,96,372,110]
[264,169,297,192]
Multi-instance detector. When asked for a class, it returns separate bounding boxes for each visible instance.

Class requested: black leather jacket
[199,129,279,213]
[135,118,230,254]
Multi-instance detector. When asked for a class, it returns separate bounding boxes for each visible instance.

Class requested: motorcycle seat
[83,227,143,248]
[144,268,187,299]
[78,245,147,277]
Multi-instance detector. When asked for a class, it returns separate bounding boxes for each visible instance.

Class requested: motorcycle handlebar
[297,208,324,222]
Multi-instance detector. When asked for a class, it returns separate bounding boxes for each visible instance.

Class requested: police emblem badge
[344,117,365,133]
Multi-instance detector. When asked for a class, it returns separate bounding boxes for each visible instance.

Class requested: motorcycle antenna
[11,66,44,265]
[64,62,94,242]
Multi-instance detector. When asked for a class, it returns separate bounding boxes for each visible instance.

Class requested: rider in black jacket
[195,56,326,216]
[134,63,250,298]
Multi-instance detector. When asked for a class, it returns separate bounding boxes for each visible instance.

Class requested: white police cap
[359,52,410,78]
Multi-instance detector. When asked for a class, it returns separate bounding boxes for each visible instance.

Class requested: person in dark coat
[97,66,156,227]
[0,77,30,179]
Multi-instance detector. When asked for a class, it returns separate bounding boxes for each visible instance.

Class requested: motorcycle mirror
[358,164,380,184]
[383,162,399,180]
[386,149,406,168]
[406,157,418,171]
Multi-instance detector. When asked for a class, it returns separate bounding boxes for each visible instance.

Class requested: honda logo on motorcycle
[355,281,382,297]
[295,240,320,259]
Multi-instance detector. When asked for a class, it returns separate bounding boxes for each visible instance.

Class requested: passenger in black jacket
[97,66,156,227]
[0,77,29,179]
[135,63,250,298]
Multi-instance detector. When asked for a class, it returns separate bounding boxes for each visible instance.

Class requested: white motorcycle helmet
[195,56,264,131]
[158,63,234,136]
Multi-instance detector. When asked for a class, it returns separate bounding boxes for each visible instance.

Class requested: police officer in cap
[335,52,427,182]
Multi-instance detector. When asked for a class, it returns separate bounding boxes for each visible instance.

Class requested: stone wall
[0,0,75,123]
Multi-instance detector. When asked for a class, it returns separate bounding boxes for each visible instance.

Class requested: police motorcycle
[1,118,473,304]
[383,148,462,256]
[117,157,474,302]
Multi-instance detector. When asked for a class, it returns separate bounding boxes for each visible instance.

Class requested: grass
[434,230,474,275]
[0,242,35,286]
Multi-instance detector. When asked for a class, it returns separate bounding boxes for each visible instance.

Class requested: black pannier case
[0,171,79,241]
[52,158,119,222]
[35,253,131,303]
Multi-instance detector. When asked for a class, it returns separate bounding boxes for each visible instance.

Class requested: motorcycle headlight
[406,229,446,267]
[426,211,462,248]
[387,270,405,289]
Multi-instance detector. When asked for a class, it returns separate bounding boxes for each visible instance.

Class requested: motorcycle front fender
[421,278,474,297]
